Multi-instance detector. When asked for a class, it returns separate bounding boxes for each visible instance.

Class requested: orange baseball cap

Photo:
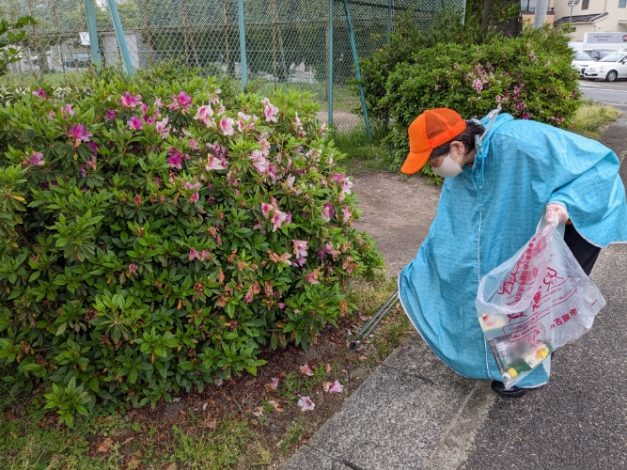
[400,108,467,175]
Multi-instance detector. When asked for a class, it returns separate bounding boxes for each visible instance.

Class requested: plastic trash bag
[476,220,606,388]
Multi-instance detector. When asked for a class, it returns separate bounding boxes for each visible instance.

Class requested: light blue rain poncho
[398,111,627,387]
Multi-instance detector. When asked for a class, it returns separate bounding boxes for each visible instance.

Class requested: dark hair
[430,120,485,159]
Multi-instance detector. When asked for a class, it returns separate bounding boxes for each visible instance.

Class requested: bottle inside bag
[476,221,606,389]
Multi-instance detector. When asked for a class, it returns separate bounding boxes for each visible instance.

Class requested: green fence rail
[1,0,465,132]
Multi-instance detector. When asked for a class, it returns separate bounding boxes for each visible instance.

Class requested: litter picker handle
[349,290,399,350]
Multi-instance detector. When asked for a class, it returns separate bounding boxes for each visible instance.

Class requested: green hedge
[0,67,382,425]
[361,24,581,172]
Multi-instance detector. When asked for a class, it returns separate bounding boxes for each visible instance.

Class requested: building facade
[553,0,627,40]
[521,0,557,26]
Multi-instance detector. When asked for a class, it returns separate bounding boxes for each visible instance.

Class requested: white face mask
[432,153,463,178]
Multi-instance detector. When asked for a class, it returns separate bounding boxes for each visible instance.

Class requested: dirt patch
[351,172,440,277]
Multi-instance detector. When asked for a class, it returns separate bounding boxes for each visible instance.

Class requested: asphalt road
[579,80,627,111]
[463,98,627,470]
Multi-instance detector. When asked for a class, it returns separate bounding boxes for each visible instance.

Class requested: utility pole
[568,0,581,25]
[533,0,549,28]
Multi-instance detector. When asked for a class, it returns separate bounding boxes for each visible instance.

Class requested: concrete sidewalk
[282,119,627,470]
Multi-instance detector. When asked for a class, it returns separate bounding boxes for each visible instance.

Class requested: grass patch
[0,70,89,89]
[168,420,252,469]
[333,126,389,173]
[570,101,620,138]
[246,80,359,113]
[277,420,306,454]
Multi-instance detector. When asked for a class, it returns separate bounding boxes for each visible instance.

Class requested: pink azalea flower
[342,178,353,194]
[261,203,273,218]
[237,112,256,132]
[286,175,295,188]
[140,102,150,118]
[127,116,143,130]
[87,155,97,170]
[278,302,286,309]
[299,364,314,376]
[155,117,170,139]
[342,207,352,222]
[184,181,200,191]
[269,377,280,390]
[292,240,308,266]
[194,105,214,126]
[329,380,344,393]
[127,263,138,275]
[220,117,235,136]
[87,141,99,155]
[271,210,289,232]
[154,97,163,108]
[105,109,118,121]
[61,104,75,118]
[190,192,199,203]
[69,124,92,146]
[206,154,227,171]
[32,88,47,99]
[188,139,199,151]
[120,92,142,108]
[297,396,315,412]
[322,380,344,394]
[305,271,319,284]
[80,165,87,178]
[26,151,45,167]
[167,147,185,170]
[330,173,345,183]
[209,91,221,105]
[134,195,142,205]
[176,91,192,109]
[258,138,271,156]
[250,150,269,175]
[189,248,199,261]
[324,242,339,260]
[199,249,209,261]
[322,203,334,222]
[262,98,278,123]
[472,78,484,93]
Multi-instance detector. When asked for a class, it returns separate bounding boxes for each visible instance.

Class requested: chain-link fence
[1,0,466,131]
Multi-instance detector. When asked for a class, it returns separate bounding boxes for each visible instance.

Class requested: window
[582,0,589,10]
[619,0,626,8]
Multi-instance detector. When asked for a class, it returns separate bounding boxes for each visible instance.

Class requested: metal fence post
[387,0,393,43]
[327,0,334,127]
[342,0,372,140]
[106,0,134,74]
[83,0,101,68]
[237,0,249,88]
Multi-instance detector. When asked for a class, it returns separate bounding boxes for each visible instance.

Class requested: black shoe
[491,380,527,398]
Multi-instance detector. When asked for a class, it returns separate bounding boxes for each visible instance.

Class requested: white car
[571,51,595,78]
[583,51,627,82]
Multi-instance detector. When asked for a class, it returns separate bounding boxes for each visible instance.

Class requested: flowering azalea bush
[0,68,381,424]
[361,27,580,172]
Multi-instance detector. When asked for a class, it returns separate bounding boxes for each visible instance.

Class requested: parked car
[572,51,595,78]
[583,49,615,61]
[583,51,627,82]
